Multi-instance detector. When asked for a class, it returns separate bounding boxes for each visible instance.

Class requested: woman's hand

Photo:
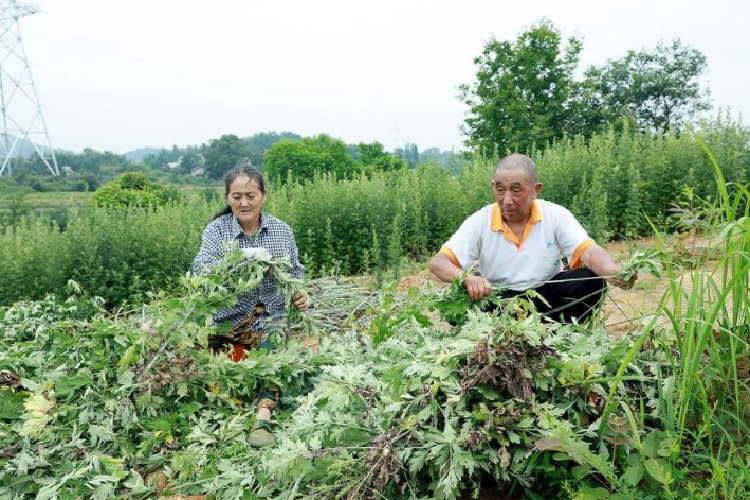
[292,292,308,311]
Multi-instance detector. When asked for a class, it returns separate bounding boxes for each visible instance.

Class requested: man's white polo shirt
[440,200,594,291]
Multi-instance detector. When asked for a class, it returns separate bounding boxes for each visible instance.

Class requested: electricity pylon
[0,0,58,176]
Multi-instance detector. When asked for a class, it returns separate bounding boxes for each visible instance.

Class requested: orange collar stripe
[491,200,542,248]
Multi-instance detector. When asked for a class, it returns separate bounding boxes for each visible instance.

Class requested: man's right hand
[428,252,492,301]
[462,275,493,301]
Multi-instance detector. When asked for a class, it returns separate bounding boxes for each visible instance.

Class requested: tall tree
[245,131,301,168]
[584,39,710,134]
[264,134,359,184]
[358,141,406,171]
[394,143,420,168]
[178,151,203,174]
[203,134,250,179]
[459,19,584,156]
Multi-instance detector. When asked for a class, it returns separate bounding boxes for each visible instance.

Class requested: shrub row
[2,120,748,305]
[538,117,750,241]
[265,161,492,275]
[0,205,209,306]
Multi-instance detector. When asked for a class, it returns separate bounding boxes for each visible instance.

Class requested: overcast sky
[10,0,750,154]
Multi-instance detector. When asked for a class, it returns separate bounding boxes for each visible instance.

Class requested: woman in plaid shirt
[193,165,307,447]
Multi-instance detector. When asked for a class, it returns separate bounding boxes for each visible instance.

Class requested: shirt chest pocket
[515,240,563,276]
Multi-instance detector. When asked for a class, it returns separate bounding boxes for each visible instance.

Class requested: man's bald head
[494,153,537,184]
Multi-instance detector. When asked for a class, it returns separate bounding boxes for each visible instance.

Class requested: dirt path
[603,235,744,337]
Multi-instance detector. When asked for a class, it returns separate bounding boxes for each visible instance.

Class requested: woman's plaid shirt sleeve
[192,223,224,275]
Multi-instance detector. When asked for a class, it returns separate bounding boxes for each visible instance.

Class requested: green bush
[537,118,750,241]
[64,204,208,305]
[266,161,493,275]
[264,134,361,185]
[2,116,749,305]
[0,203,210,306]
[0,218,71,304]
[91,172,183,208]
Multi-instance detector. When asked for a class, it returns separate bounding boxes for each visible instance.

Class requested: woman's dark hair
[213,165,267,219]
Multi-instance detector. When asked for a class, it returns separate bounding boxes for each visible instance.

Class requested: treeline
[461,20,711,156]
[0,130,458,195]
[2,149,133,193]
[134,135,453,177]
[0,204,209,307]
[2,120,748,306]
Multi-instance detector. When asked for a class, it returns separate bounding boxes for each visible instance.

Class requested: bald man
[429,153,634,323]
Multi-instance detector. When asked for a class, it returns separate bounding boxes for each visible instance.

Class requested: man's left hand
[607,266,637,290]
[581,246,638,290]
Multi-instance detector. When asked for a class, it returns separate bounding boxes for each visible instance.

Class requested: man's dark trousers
[498,268,606,323]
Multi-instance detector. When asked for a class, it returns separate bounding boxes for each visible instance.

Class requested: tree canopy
[460,21,712,155]
[459,19,585,156]
[90,172,182,208]
[585,39,710,134]
[263,134,360,183]
[246,132,301,168]
[358,141,406,172]
[203,134,250,179]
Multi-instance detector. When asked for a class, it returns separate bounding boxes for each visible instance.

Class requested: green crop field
[2,130,750,498]
[0,190,89,211]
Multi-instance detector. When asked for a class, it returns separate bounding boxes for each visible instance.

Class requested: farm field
[0,190,90,209]
[2,135,749,498]
[0,191,90,219]
[2,219,748,499]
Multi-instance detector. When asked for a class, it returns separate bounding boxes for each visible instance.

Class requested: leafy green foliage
[616,249,666,282]
[263,134,360,184]
[459,19,590,156]
[258,287,677,499]
[460,21,712,154]
[266,161,490,276]
[0,202,208,307]
[537,121,750,240]
[357,141,407,172]
[0,250,317,499]
[203,134,251,179]
[90,172,183,209]
[3,119,750,307]
[3,220,750,498]
[585,39,710,134]
[245,131,301,168]
[0,188,32,229]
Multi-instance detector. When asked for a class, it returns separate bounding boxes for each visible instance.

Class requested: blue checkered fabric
[192,212,305,329]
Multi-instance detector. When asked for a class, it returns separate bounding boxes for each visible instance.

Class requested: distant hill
[123,147,163,162]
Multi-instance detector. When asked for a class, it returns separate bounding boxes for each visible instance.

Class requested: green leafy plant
[90,172,183,209]
[0,249,317,499]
